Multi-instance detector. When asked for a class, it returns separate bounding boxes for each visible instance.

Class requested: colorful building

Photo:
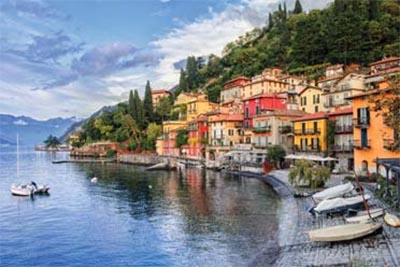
[298,86,325,113]
[328,107,354,171]
[241,69,289,99]
[220,76,250,103]
[187,93,219,121]
[187,115,208,160]
[292,112,328,154]
[151,89,171,107]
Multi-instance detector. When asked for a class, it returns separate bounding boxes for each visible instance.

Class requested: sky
[0,0,332,120]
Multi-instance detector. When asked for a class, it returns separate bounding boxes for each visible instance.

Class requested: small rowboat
[384,213,400,227]
[308,222,382,242]
[345,208,385,223]
[312,182,354,203]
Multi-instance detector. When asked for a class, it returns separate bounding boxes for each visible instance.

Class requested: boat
[345,208,385,223]
[384,213,400,227]
[310,194,371,215]
[308,222,382,242]
[146,162,169,171]
[10,184,35,196]
[312,182,354,203]
[31,181,50,194]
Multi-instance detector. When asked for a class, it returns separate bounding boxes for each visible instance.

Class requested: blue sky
[0,0,332,119]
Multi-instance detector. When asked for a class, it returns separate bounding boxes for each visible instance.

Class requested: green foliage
[128,141,137,151]
[155,96,172,121]
[105,149,117,158]
[175,129,189,148]
[143,80,154,125]
[266,145,286,168]
[289,160,331,188]
[327,120,336,151]
[44,134,61,148]
[293,0,303,14]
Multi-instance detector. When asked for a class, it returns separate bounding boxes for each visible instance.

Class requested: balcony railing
[383,139,400,151]
[252,126,271,133]
[279,126,293,134]
[352,139,371,150]
[323,99,350,108]
[294,128,321,135]
[253,143,268,149]
[294,145,321,152]
[354,117,370,128]
[329,144,353,152]
[335,125,353,133]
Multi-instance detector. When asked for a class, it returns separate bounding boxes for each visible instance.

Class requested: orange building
[151,89,171,107]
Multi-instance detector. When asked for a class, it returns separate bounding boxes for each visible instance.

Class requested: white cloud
[13,119,28,125]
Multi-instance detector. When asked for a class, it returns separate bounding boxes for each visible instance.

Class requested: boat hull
[308,222,382,242]
[384,213,400,227]
[345,208,385,223]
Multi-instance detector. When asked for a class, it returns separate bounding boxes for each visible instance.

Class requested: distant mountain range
[0,114,80,147]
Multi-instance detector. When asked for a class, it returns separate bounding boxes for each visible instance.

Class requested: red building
[243,93,286,129]
[187,115,208,159]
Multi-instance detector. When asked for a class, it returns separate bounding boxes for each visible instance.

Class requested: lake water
[0,148,281,267]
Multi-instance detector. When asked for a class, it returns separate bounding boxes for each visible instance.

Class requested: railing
[324,99,350,108]
[329,144,353,152]
[383,139,399,151]
[352,139,371,150]
[279,126,293,134]
[335,125,353,133]
[294,145,321,152]
[252,126,271,133]
[187,125,198,131]
[353,117,370,128]
[294,128,321,135]
[253,143,268,149]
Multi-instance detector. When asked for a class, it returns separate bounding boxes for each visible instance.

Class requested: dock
[52,158,117,164]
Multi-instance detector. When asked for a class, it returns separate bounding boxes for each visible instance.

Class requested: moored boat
[312,182,354,203]
[308,222,382,242]
[384,213,400,227]
[345,208,385,223]
[310,194,371,216]
[11,184,34,196]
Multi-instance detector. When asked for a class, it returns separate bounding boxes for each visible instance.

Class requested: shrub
[289,159,331,188]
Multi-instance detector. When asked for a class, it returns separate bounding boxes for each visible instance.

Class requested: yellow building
[292,112,328,153]
[187,93,219,121]
[241,69,289,99]
[298,86,326,113]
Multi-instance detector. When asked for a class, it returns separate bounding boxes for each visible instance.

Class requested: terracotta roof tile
[291,111,328,122]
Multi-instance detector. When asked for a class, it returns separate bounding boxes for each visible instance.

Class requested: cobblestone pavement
[261,170,400,267]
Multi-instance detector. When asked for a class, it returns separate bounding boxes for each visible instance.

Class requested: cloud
[7,31,84,63]
[0,0,67,20]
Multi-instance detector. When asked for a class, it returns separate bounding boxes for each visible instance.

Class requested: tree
[144,123,162,151]
[143,80,154,125]
[175,129,188,149]
[293,0,303,14]
[128,90,135,119]
[186,56,198,91]
[266,145,286,168]
[155,96,172,121]
[133,90,145,129]
[177,68,187,96]
[44,134,61,148]
[288,160,331,188]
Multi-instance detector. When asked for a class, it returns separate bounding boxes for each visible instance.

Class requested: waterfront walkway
[256,170,400,267]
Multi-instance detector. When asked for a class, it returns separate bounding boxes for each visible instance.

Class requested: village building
[151,89,171,107]
[298,86,326,113]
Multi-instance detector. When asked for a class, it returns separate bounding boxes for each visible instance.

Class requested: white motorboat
[312,182,355,203]
[11,184,34,196]
[310,194,371,215]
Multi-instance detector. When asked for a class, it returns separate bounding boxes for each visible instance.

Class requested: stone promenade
[257,170,400,267]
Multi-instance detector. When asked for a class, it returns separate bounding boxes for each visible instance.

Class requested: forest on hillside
[175,0,400,102]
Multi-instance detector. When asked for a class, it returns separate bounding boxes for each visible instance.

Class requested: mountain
[59,105,115,143]
[0,114,79,147]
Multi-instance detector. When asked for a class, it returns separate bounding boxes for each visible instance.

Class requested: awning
[285,154,338,162]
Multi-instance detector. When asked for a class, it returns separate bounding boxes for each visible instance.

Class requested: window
[256,106,260,115]
[316,94,320,103]
[315,106,319,112]
[245,121,249,128]
[313,122,318,133]
[245,107,249,118]
[228,129,234,136]
[302,123,306,133]
[357,108,370,125]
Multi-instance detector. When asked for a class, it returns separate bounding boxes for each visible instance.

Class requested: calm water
[0,148,281,267]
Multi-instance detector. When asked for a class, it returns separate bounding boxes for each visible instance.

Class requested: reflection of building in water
[185,168,210,216]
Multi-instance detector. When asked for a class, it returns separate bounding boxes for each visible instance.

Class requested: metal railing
[352,139,371,149]
[335,125,353,133]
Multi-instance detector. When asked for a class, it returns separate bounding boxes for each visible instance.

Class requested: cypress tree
[268,12,273,29]
[186,56,197,91]
[128,90,136,119]
[177,68,187,95]
[133,90,144,129]
[293,0,303,14]
[143,80,154,124]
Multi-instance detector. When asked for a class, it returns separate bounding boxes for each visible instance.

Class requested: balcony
[329,144,353,153]
[383,139,400,151]
[354,117,370,128]
[352,139,371,150]
[294,128,321,135]
[253,143,268,149]
[252,126,271,134]
[324,99,350,108]
[293,145,321,152]
[187,125,198,131]
[335,125,353,133]
[234,122,243,128]
[279,125,293,134]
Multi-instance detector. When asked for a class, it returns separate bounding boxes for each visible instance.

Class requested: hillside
[174,0,400,101]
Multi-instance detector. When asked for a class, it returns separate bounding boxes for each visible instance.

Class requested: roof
[298,86,322,95]
[223,76,250,85]
[318,74,343,83]
[326,64,344,70]
[328,107,353,116]
[252,109,308,118]
[291,111,328,122]
[152,89,171,95]
[243,93,286,101]
[208,113,243,122]
[369,57,400,66]
[344,88,391,99]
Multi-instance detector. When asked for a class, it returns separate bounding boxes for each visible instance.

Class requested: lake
[0,148,281,267]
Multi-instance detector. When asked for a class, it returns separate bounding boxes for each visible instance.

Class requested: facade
[220,76,249,103]
[292,112,328,154]
[318,64,345,90]
[187,116,208,160]
[187,93,219,121]
[298,86,325,113]
[348,87,399,176]
[151,89,171,107]
[322,73,365,110]
[328,108,354,171]
[241,69,289,99]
